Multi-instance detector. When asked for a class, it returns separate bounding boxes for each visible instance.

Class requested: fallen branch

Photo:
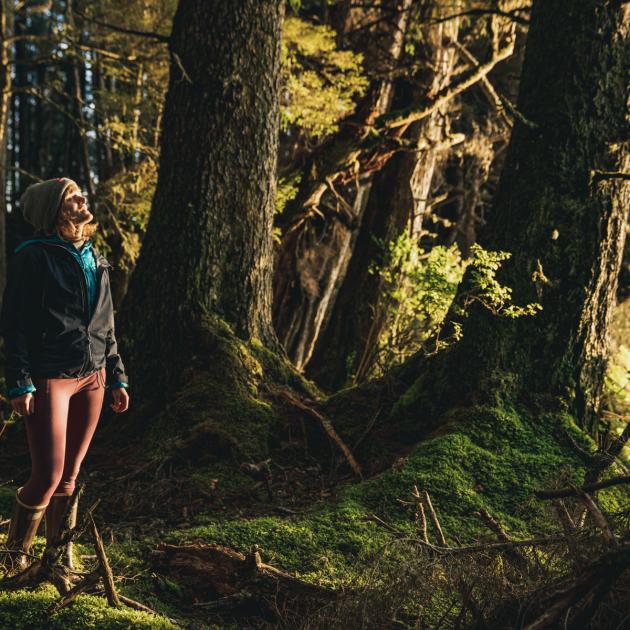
[152,543,336,618]
[411,486,429,544]
[422,491,447,546]
[534,475,630,499]
[521,544,630,630]
[364,514,564,554]
[572,488,618,547]
[118,594,180,626]
[475,507,530,570]
[88,513,121,606]
[274,389,363,480]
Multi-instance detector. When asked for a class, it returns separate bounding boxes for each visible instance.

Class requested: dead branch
[152,543,336,617]
[426,7,530,27]
[50,571,101,612]
[422,491,447,546]
[522,545,630,630]
[379,32,516,130]
[364,514,564,554]
[535,474,630,499]
[452,40,512,127]
[73,9,170,42]
[475,507,530,569]
[411,486,429,544]
[88,513,120,606]
[274,389,363,480]
[572,488,618,547]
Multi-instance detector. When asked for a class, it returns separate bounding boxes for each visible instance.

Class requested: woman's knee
[20,468,65,505]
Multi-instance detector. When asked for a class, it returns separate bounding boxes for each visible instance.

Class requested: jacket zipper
[45,243,93,376]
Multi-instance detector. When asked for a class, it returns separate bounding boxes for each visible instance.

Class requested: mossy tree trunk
[394,0,630,435]
[119,0,284,405]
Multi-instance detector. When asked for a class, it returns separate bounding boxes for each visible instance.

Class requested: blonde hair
[54,185,98,242]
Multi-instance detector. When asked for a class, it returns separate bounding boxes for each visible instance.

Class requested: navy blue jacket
[0,236,128,397]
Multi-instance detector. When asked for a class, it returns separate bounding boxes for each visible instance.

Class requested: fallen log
[152,543,337,619]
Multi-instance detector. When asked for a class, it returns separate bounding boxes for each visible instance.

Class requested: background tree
[0,0,12,298]
[273,1,526,389]
[332,0,629,450]
[118,0,285,406]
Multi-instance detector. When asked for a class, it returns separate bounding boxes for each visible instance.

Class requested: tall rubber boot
[3,488,47,573]
[45,493,78,570]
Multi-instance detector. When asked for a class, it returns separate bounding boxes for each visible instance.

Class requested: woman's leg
[54,368,105,496]
[19,377,76,507]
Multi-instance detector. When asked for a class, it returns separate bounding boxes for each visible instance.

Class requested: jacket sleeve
[0,250,38,395]
[105,327,129,389]
[104,271,128,389]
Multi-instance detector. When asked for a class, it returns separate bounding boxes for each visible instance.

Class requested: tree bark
[119,0,284,404]
[393,0,630,435]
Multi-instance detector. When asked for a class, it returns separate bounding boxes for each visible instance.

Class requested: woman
[1,177,129,572]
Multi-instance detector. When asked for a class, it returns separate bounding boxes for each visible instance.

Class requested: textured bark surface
[307,13,463,390]
[396,0,630,434]
[119,0,283,403]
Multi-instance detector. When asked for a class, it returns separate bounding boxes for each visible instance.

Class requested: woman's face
[60,186,92,226]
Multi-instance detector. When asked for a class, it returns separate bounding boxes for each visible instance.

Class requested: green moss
[144,316,282,462]
[249,336,320,399]
[169,503,388,588]
[166,404,624,588]
[0,584,176,629]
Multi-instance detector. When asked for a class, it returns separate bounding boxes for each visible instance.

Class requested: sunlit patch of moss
[0,583,176,629]
[165,404,620,588]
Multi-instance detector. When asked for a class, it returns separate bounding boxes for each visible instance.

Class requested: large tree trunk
[307,10,464,390]
[272,0,413,371]
[119,0,283,405]
[388,0,630,437]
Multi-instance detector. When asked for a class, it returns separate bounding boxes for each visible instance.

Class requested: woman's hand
[110,387,129,413]
[11,392,35,416]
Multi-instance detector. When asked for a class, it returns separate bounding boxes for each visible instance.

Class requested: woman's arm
[105,328,128,390]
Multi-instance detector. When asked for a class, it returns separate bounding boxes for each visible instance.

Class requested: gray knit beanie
[19,177,78,234]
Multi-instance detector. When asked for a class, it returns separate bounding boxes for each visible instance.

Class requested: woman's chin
[77,211,93,225]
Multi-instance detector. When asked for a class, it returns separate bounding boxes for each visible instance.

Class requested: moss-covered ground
[164,403,620,585]
[0,317,628,627]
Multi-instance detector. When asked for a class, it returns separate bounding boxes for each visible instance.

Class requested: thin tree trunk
[307,9,464,389]
[273,0,413,371]
[0,0,12,299]
[119,0,284,405]
[68,1,95,204]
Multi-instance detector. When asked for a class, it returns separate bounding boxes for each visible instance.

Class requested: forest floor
[0,312,629,628]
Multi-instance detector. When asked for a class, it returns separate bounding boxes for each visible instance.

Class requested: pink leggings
[18,368,105,507]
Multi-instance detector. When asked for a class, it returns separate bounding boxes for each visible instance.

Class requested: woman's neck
[54,229,86,249]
